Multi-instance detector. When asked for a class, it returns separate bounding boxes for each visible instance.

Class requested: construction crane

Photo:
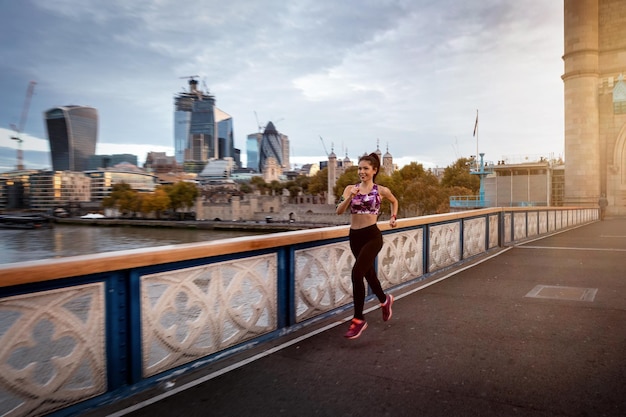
[179,75,201,98]
[254,111,264,132]
[319,135,329,156]
[253,112,284,133]
[10,81,36,170]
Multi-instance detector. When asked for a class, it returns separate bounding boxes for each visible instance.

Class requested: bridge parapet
[0,207,598,416]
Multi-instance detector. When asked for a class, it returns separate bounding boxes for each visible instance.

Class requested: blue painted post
[479,153,486,205]
[105,271,131,390]
[127,270,143,384]
[277,247,291,328]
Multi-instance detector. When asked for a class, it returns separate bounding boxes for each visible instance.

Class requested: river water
[0,224,266,265]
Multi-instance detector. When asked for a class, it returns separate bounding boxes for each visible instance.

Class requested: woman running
[336,152,399,339]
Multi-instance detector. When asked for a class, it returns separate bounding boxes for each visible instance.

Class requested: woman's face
[358,160,377,182]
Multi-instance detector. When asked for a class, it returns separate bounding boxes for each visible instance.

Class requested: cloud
[0,0,565,174]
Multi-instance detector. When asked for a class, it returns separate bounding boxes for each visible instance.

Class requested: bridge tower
[563,0,626,215]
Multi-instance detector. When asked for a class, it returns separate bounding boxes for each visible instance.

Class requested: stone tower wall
[563,0,626,215]
[563,0,600,206]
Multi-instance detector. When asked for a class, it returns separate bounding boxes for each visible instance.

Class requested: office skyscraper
[45,106,98,172]
[246,132,261,170]
[259,121,283,172]
[174,79,216,167]
[280,132,290,169]
[174,78,237,171]
[216,107,234,160]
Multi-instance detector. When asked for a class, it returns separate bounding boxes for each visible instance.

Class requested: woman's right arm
[336,185,354,215]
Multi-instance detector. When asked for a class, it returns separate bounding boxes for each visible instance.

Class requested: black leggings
[349,224,386,320]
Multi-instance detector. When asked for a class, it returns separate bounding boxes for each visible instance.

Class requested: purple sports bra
[350,184,381,215]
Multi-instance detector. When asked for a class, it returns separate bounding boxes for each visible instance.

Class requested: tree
[141,187,171,218]
[239,183,252,194]
[269,180,284,196]
[250,176,269,195]
[294,174,311,194]
[441,157,480,192]
[389,163,443,217]
[440,185,475,213]
[102,182,141,217]
[163,181,199,219]
[284,180,301,199]
[308,167,329,196]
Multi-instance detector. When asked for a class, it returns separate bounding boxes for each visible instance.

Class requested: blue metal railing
[449,196,550,208]
[449,195,492,208]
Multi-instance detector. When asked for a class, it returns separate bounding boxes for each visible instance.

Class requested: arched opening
[611,123,626,187]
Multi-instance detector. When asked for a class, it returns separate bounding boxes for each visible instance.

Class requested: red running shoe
[344,318,368,339]
[381,294,394,321]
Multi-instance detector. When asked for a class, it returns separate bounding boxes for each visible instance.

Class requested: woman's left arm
[380,186,398,227]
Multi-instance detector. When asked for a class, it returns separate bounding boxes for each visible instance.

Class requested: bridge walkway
[87,219,626,417]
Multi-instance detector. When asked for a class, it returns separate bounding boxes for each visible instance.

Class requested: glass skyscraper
[259,122,283,172]
[216,107,234,159]
[174,110,191,164]
[174,79,236,171]
[246,133,261,170]
[174,80,216,167]
[44,106,98,172]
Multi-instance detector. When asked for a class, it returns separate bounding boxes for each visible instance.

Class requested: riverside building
[0,170,38,209]
[28,171,91,210]
[482,158,565,208]
[0,167,159,210]
[85,164,158,202]
[87,154,138,170]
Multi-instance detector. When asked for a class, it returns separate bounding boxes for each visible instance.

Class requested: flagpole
[473,109,479,170]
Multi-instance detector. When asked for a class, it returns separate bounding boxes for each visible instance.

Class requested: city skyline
[1,1,564,173]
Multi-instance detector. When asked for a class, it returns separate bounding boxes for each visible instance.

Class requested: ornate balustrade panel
[463,217,487,259]
[140,254,278,377]
[0,283,106,417]
[379,227,424,288]
[504,212,512,244]
[429,222,461,272]
[489,214,499,248]
[527,212,538,237]
[294,242,354,323]
[556,210,563,229]
[514,212,527,241]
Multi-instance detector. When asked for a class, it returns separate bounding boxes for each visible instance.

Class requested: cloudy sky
[0,0,564,172]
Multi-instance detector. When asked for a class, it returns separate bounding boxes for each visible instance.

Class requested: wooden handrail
[0,207,588,287]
